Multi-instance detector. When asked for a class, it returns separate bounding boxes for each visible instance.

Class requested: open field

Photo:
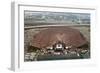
[24,24,90,61]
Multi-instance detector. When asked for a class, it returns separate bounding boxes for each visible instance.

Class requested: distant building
[53,41,65,52]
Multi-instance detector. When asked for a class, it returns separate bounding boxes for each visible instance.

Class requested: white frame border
[11,2,97,71]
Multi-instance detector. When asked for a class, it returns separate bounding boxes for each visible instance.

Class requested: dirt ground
[24,24,90,61]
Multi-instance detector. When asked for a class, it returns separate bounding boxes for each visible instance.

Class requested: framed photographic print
[11,2,97,71]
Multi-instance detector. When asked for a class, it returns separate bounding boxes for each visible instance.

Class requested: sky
[24,11,90,24]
